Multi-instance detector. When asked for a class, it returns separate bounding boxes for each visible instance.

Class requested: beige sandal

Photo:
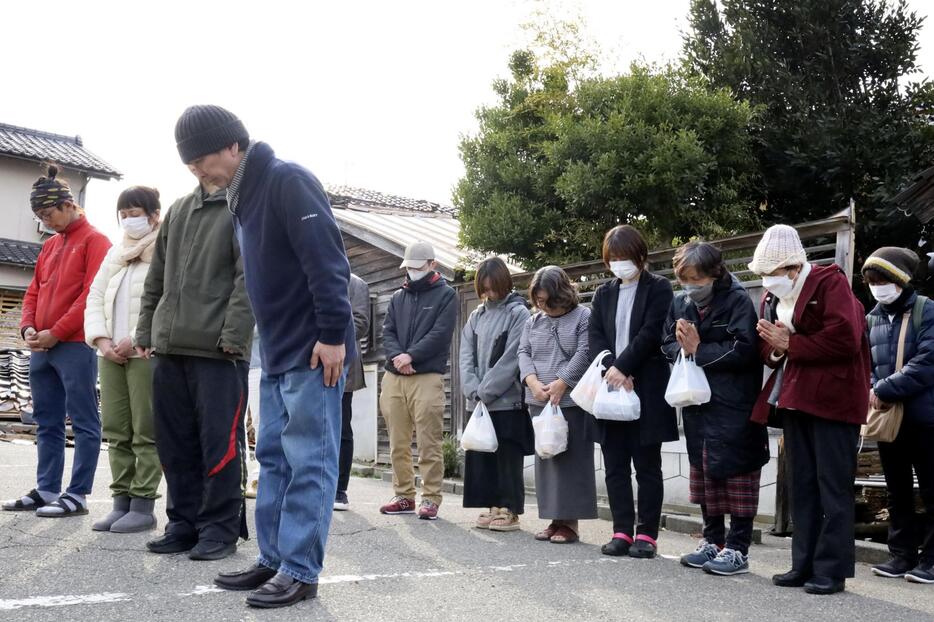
[489,510,520,532]
[475,507,499,530]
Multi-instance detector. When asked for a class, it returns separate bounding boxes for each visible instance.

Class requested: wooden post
[834,198,857,276]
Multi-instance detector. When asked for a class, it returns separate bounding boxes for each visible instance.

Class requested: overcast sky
[2,0,933,240]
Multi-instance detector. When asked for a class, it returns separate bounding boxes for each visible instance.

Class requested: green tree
[683,0,934,264]
[455,53,759,267]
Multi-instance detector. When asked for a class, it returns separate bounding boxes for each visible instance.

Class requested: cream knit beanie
[749,224,808,275]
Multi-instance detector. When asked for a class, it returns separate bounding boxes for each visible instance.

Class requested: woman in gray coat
[460,258,533,532]
[518,266,595,544]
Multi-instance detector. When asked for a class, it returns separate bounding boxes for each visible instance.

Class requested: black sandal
[36,493,88,517]
[2,489,47,512]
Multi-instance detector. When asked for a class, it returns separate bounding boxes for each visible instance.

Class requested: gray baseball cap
[400,241,435,268]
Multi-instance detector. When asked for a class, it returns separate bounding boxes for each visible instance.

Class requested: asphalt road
[1,442,932,621]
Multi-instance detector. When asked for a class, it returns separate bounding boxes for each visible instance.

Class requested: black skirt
[462,409,534,513]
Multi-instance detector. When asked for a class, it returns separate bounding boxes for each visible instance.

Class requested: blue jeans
[255,365,344,584]
[29,342,100,495]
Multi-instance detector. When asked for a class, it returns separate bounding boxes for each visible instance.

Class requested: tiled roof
[0,238,42,267]
[327,185,456,215]
[0,123,121,180]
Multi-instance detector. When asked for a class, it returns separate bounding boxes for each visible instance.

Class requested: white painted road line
[1,558,625,610]
[0,593,130,611]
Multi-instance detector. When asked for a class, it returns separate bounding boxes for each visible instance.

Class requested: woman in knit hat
[748,224,871,595]
[862,247,934,584]
[84,186,163,533]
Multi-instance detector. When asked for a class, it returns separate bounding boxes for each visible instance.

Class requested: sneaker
[417,500,439,520]
[379,496,416,515]
[333,491,349,511]
[489,510,520,532]
[680,539,721,569]
[906,562,934,584]
[872,557,916,579]
[703,548,750,576]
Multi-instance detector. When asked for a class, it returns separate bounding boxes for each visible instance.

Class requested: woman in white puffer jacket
[84,186,162,534]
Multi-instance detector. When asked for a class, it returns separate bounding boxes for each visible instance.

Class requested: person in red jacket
[750,224,870,595]
[1,165,111,517]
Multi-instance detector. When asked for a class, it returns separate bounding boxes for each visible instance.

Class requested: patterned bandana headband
[30,165,74,211]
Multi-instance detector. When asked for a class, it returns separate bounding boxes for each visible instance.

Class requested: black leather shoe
[247,573,318,609]
[215,563,278,591]
[601,538,631,557]
[147,533,197,554]
[189,539,237,561]
[804,576,845,595]
[772,569,809,587]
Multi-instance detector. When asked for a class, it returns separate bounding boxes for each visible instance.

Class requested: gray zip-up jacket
[459,292,531,412]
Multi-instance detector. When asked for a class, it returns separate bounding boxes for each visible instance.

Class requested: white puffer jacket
[84,231,157,354]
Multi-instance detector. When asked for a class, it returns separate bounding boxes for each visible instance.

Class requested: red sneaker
[417,500,439,520]
[379,496,416,515]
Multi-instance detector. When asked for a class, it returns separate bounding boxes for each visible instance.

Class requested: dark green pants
[99,357,161,498]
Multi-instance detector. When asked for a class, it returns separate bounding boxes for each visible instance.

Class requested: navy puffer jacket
[868,289,934,426]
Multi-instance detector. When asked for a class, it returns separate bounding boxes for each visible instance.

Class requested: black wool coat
[588,270,679,446]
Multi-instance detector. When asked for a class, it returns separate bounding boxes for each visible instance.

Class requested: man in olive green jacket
[136,184,254,561]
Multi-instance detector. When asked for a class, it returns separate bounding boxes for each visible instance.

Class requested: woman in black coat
[661,242,769,576]
[589,225,677,559]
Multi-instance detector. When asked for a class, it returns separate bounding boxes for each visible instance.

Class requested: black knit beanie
[174,105,249,164]
[861,247,919,287]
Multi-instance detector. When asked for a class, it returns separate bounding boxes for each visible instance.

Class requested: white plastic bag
[570,350,610,414]
[532,403,569,459]
[461,401,498,452]
[592,380,641,421]
[664,349,712,408]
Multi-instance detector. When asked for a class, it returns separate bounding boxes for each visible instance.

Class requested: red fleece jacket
[752,264,871,426]
[20,217,111,343]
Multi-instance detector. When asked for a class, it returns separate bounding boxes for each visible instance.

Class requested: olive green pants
[99,357,161,498]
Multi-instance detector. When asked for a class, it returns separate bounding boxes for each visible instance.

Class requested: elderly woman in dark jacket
[750,225,870,596]
[862,247,934,585]
[661,242,768,576]
[589,225,677,559]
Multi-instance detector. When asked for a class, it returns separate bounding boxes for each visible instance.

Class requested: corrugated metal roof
[334,207,522,274]
[0,123,121,180]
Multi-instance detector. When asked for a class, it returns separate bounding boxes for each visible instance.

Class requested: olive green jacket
[136,186,254,360]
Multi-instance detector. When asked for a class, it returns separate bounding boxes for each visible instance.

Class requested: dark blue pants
[30,342,100,495]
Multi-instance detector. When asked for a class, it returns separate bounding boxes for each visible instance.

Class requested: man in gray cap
[379,241,457,520]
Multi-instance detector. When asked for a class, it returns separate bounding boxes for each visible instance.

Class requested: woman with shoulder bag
[518,266,595,544]
[862,247,934,585]
[589,225,677,559]
[661,242,768,575]
[460,258,533,532]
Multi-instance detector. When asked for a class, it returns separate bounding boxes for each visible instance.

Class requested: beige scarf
[117,226,160,265]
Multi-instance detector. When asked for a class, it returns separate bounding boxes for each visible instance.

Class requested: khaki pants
[380,372,445,505]
[99,357,161,498]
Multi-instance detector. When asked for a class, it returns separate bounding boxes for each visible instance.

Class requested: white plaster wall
[351,363,380,462]
[0,158,91,243]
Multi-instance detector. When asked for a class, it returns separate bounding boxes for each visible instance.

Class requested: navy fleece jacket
[232,142,355,375]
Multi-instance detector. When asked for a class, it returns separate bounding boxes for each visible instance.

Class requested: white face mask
[407,268,431,282]
[610,260,640,281]
[870,283,901,305]
[121,216,153,239]
[762,274,795,299]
